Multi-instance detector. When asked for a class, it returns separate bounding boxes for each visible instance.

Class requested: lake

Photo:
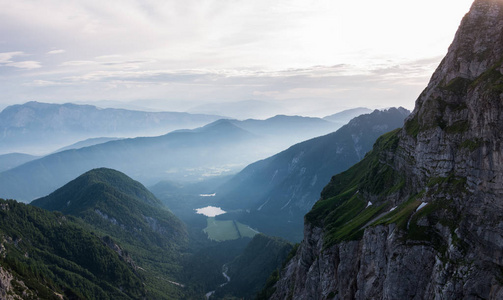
[195,206,226,217]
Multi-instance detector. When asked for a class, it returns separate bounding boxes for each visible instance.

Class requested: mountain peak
[31,168,163,214]
[413,0,503,116]
[31,168,187,247]
[433,0,503,82]
[271,1,503,298]
[403,0,503,188]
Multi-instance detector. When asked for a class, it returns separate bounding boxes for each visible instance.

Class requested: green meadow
[204,217,259,241]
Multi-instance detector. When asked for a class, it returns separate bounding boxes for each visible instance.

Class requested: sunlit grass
[203,217,258,241]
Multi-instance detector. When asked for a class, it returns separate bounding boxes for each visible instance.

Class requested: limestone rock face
[270,1,503,299]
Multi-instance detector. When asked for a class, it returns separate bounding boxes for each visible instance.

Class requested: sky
[0,0,474,119]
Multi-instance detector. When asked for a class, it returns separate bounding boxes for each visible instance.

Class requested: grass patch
[235,222,259,238]
[306,129,407,247]
[325,201,386,246]
[404,115,420,138]
[373,195,422,230]
[427,174,467,193]
[460,138,483,152]
[203,218,258,241]
[444,120,470,134]
[307,187,359,227]
[470,59,503,93]
[442,77,473,95]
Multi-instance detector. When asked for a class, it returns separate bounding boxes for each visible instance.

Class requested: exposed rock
[270,1,503,299]
[101,235,138,271]
[0,266,31,300]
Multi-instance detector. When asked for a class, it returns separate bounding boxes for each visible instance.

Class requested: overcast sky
[0,0,474,118]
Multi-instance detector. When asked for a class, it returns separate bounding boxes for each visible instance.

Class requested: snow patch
[199,193,216,197]
[366,201,372,208]
[390,206,397,212]
[257,199,270,211]
[281,198,293,210]
[416,202,428,212]
[270,169,279,183]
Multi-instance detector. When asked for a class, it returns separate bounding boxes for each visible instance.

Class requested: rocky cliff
[269,0,503,299]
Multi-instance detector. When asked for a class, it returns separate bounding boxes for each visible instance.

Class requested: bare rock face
[0,265,32,300]
[270,1,503,299]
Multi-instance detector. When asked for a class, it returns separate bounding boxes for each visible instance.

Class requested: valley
[0,102,378,299]
[1,0,501,299]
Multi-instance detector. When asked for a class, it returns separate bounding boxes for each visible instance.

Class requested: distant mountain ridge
[0,120,260,201]
[52,137,121,153]
[0,111,367,202]
[0,101,223,154]
[323,107,373,126]
[227,115,340,147]
[214,107,410,241]
[0,152,38,172]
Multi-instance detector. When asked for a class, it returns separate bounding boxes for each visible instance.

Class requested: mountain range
[0,101,223,154]
[323,107,373,126]
[0,152,39,172]
[0,111,362,202]
[3,2,498,299]
[213,107,409,241]
[0,101,368,156]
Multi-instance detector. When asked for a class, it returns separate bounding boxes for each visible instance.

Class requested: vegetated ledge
[304,128,406,247]
[305,126,470,250]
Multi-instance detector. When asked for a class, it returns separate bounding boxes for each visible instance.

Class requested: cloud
[0,0,474,116]
[47,49,66,55]
[0,52,41,69]
[6,60,42,69]
[61,60,98,67]
[25,80,68,87]
[0,51,24,64]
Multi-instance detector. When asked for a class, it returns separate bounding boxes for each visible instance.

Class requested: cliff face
[270,1,503,299]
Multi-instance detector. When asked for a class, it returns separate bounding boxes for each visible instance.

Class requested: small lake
[195,206,226,217]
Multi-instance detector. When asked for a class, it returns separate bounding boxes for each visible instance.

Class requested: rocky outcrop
[101,235,139,272]
[0,266,25,300]
[270,0,503,299]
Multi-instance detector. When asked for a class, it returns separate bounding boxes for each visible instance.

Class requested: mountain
[0,114,353,202]
[0,198,147,299]
[323,107,373,126]
[210,234,293,299]
[188,100,286,120]
[269,1,503,299]
[0,101,223,154]
[0,152,38,172]
[31,168,187,248]
[0,120,260,201]
[53,137,121,153]
[214,107,409,241]
[227,115,342,150]
[31,168,189,298]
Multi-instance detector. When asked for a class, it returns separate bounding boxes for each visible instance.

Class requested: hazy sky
[0,0,474,118]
